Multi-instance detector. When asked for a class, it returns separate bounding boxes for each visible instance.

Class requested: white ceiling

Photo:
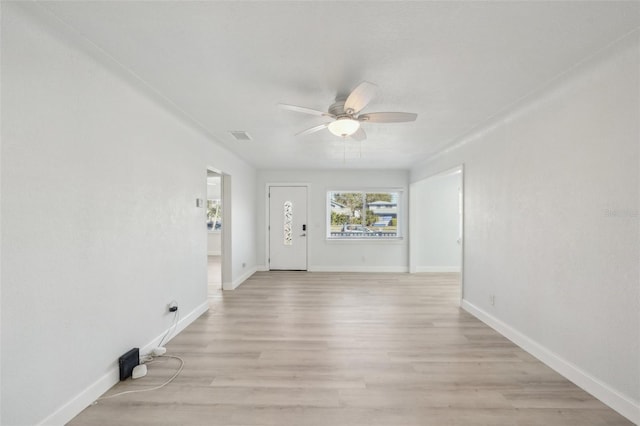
[40,1,640,170]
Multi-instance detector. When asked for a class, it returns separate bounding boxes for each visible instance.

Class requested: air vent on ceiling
[229,131,252,141]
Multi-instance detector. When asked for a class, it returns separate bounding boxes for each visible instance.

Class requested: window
[327,191,401,239]
[207,199,222,231]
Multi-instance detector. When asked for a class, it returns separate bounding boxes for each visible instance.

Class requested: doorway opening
[409,165,464,304]
[207,170,223,295]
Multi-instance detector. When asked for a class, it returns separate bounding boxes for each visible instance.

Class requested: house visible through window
[327,191,400,239]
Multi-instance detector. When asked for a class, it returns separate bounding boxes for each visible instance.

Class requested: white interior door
[269,186,307,270]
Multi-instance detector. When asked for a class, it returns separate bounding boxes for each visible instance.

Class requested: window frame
[326,189,403,241]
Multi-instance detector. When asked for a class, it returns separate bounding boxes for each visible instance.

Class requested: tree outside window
[207,199,221,230]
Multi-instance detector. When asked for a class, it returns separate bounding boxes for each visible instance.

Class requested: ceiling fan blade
[279,103,332,117]
[344,81,378,114]
[295,123,329,136]
[358,112,418,123]
[349,127,367,141]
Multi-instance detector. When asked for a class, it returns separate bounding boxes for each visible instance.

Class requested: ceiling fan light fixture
[280,81,417,140]
[328,118,360,137]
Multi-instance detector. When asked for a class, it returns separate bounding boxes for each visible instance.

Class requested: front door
[269,186,307,270]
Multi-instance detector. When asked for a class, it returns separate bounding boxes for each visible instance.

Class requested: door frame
[409,164,465,305]
[265,183,310,271]
[207,167,231,290]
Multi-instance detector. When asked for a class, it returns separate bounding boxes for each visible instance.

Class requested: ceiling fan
[279,81,417,141]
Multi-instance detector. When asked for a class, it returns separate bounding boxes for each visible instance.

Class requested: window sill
[325,237,404,244]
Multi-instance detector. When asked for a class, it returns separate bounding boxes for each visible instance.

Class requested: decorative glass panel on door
[283,201,293,245]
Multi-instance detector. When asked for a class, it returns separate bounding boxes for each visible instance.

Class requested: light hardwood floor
[69,272,632,425]
[208,255,221,294]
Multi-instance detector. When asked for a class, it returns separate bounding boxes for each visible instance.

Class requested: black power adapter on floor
[118,348,140,381]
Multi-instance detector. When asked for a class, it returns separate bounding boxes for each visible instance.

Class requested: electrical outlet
[489,294,495,306]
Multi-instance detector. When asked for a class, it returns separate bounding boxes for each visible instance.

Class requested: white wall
[206,175,221,200]
[411,34,639,423]
[207,232,222,255]
[256,169,409,272]
[410,170,462,272]
[219,171,256,287]
[0,3,256,425]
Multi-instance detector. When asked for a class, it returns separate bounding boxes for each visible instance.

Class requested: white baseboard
[257,265,408,273]
[141,301,209,354]
[308,265,409,273]
[461,300,640,425]
[38,301,209,426]
[38,368,118,426]
[222,266,257,290]
[207,250,221,256]
[414,266,461,273]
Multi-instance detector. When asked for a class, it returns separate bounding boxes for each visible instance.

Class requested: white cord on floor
[158,304,180,348]
[93,355,184,403]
